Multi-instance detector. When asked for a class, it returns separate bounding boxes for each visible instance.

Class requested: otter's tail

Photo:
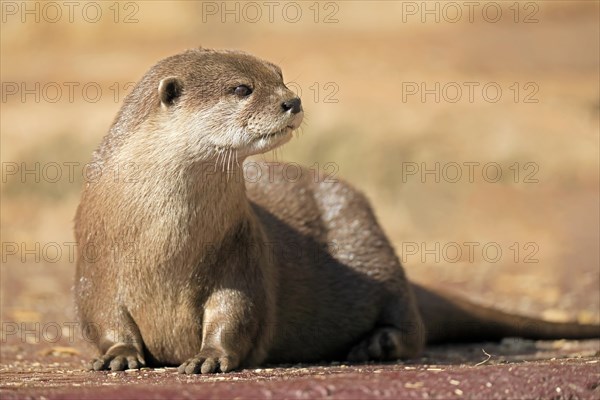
[411,283,600,344]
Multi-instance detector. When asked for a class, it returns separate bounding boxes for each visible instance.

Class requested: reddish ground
[1,338,599,399]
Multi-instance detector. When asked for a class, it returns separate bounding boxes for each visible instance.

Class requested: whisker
[226,149,230,173]
[223,154,227,182]
[212,147,218,168]
[221,148,226,173]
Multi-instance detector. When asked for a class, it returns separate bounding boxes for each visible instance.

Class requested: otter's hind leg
[313,180,425,362]
[347,289,426,362]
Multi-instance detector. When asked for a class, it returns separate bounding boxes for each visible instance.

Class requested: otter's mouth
[258,126,294,140]
[245,113,302,155]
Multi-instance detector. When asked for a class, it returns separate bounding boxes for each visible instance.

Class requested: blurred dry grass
[1,1,598,330]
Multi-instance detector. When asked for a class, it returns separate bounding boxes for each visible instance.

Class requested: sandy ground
[1,1,599,398]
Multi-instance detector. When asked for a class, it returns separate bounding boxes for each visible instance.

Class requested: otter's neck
[186,162,251,243]
[104,154,253,261]
[166,161,252,249]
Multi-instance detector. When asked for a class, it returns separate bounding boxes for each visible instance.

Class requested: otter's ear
[158,76,183,107]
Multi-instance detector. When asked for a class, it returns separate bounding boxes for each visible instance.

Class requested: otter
[74,48,599,374]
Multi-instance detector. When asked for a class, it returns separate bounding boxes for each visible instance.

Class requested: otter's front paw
[178,349,239,374]
[90,345,145,371]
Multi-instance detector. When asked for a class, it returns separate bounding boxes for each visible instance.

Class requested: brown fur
[74,48,599,374]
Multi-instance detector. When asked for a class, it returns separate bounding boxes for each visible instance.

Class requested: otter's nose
[281,98,302,114]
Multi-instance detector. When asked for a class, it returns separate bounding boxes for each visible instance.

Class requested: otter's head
[112,48,303,163]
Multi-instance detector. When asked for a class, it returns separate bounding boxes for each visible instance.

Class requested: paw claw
[109,356,127,371]
[127,356,141,370]
[200,358,218,374]
[178,353,236,374]
[91,355,111,371]
[177,363,188,374]
[89,347,145,372]
[185,360,202,375]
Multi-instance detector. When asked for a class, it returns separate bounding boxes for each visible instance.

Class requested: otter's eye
[234,85,253,97]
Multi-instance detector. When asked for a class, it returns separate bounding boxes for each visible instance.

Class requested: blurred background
[1,1,598,348]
